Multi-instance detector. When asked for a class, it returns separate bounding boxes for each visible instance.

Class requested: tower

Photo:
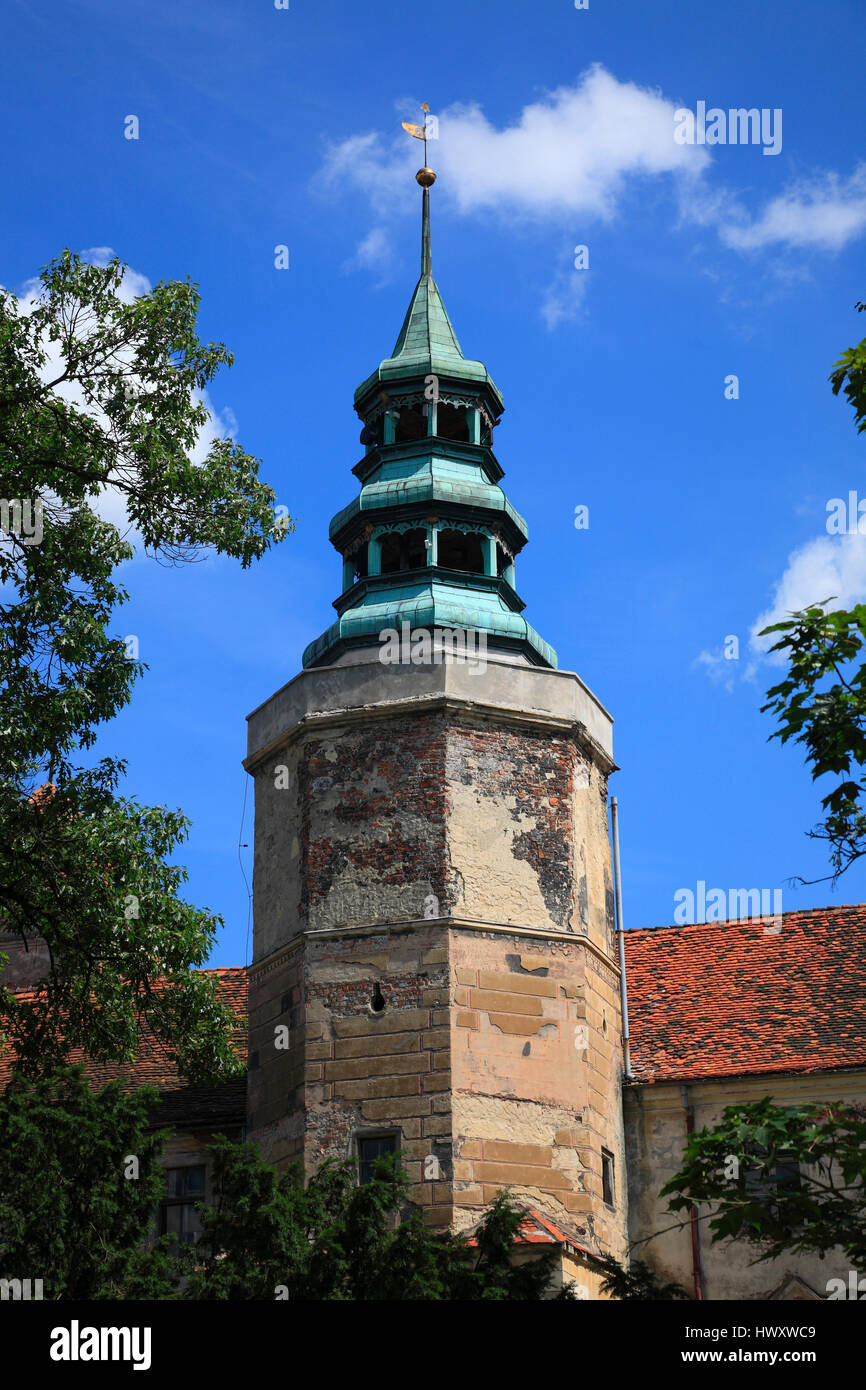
[245,166,627,1292]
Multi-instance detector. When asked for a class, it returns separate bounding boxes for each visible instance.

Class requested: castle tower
[245,168,627,1292]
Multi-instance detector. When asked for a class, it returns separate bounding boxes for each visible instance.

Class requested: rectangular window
[357,1134,398,1186]
[601,1148,615,1208]
[745,1151,801,1201]
[160,1164,206,1245]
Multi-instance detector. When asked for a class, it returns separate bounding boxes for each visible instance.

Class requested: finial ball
[416,167,436,187]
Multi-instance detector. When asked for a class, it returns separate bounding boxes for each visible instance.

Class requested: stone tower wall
[245,659,627,1267]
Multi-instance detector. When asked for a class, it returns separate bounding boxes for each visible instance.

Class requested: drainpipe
[610,797,634,1080]
[680,1083,704,1301]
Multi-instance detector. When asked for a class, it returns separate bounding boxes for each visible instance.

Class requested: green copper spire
[354,175,501,404]
[303,159,557,672]
[421,184,431,276]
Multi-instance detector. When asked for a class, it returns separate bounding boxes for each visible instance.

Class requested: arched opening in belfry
[352,545,368,582]
[394,404,426,443]
[437,528,485,575]
[436,402,470,442]
[379,529,428,575]
[404,528,427,569]
[359,415,383,449]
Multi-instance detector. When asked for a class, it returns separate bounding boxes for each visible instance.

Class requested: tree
[0,1079,572,1303]
[659,1096,866,1273]
[0,1065,182,1299]
[760,299,866,882]
[761,604,866,880]
[185,1139,572,1301]
[592,1253,690,1301]
[0,250,290,1080]
[829,299,866,434]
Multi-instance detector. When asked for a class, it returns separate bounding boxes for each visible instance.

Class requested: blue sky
[4,0,866,963]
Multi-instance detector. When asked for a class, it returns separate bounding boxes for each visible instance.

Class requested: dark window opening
[352,545,368,582]
[745,1150,802,1210]
[370,982,386,1014]
[360,416,383,448]
[601,1149,615,1208]
[437,529,485,575]
[437,402,470,442]
[357,1133,398,1186]
[394,406,426,443]
[160,1165,206,1246]
[380,533,402,575]
[379,530,426,575]
[404,528,427,569]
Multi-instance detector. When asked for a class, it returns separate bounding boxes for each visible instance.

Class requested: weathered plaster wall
[450,932,628,1263]
[624,1070,866,1300]
[246,658,625,1271]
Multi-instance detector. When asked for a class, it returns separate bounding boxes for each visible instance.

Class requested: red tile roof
[468,1205,595,1262]
[624,905,866,1084]
[0,967,248,1127]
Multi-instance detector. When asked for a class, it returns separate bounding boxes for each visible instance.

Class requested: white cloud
[318,71,866,322]
[8,249,236,548]
[321,67,709,227]
[693,645,759,693]
[541,264,589,330]
[750,532,866,660]
[342,226,394,285]
[719,163,866,252]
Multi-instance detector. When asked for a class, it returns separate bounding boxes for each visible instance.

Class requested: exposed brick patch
[299,716,451,919]
[446,724,577,929]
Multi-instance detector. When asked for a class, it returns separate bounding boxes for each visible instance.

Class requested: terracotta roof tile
[0,967,249,1127]
[624,904,866,1083]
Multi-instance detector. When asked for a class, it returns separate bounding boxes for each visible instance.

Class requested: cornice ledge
[247,915,620,977]
[244,691,617,775]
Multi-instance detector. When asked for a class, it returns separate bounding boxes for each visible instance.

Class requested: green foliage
[760,299,866,880]
[0,1065,183,1299]
[761,603,866,880]
[0,250,288,1079]
[660,1097,866,1271]
[0,1074,573,1302]
[829,299,866,434]
[593,1253,690,1300]
[186,1140,570,1301]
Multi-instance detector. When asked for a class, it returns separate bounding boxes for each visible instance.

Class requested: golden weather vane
[402,102,436,187]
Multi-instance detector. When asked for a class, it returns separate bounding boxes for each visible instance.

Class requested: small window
[601,1149,615,1208]
[160,1165,206,1245]
[744,1149,803,1235]
[745,1151,801,1200]
[357,1134,398,1186]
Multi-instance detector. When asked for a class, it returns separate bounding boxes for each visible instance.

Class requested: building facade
[243,171,628,1297]
[2,173,864,1301]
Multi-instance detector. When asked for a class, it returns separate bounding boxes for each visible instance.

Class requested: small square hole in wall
[601,1148,615,1208]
